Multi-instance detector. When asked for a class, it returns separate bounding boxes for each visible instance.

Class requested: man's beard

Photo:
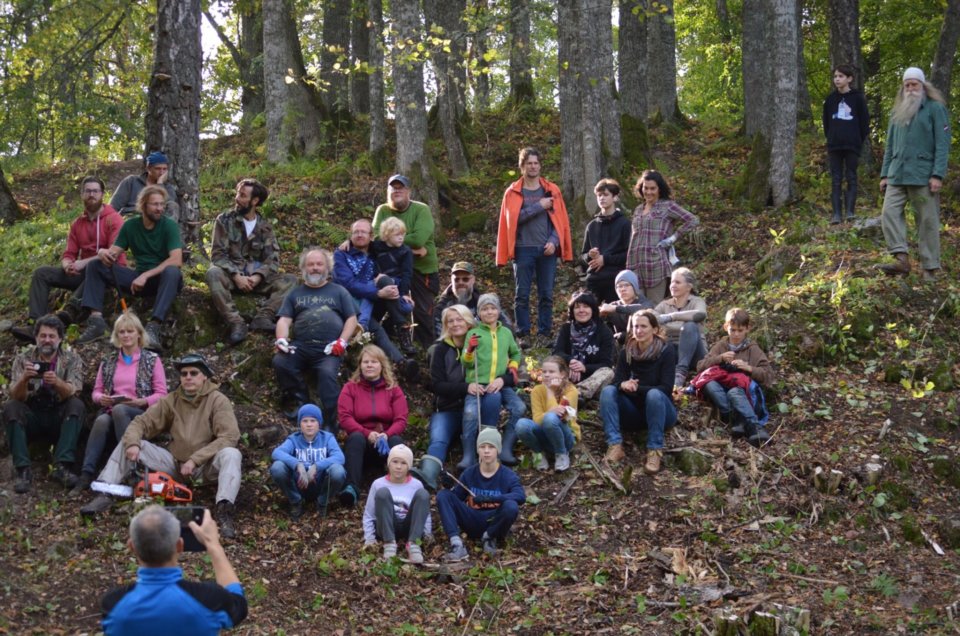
[305,271,328,286]
[890,90,923,126]
[38,343,57,357]
[455,287,472,304]
[235,204,251,216]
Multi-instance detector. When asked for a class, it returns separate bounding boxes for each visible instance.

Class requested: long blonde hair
[541,355,572,400]
[349,344,397,388]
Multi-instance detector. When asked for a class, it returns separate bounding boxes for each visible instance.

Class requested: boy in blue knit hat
[270,404,346,520]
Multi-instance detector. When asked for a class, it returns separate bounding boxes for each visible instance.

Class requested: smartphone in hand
[109,395,131,403]
[33,361,51,374]
[168,506,206,551]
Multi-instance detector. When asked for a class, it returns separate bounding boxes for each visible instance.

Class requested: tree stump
[712,609,743,636]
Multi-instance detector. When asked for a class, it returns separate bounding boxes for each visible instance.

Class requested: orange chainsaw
[91,464,193,503]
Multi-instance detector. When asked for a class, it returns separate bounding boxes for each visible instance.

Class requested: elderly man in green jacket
[878,67,951,280]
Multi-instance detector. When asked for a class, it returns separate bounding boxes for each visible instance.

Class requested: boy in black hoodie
[822,64,870,224]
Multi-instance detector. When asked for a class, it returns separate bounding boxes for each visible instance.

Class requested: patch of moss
[889,455,911,474]
[879,480,914,511]
[899,514,924,546]
[931,457,960,489]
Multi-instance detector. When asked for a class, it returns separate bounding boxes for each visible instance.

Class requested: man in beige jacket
[80,353,242,538]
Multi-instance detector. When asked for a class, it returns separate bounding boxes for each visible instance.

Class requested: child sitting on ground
[437,428,526,561]
[369,217,415,354]
[461,294,526,466]
[362,444,432,564]
[693,308,774,447]
[269,404,347,520]
[516,355,580,472]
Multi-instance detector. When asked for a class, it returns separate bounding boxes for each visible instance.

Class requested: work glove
[324,338,348,356]
[375,436,390,456]
[657,234,678,249]
[466,334,479,354]
[275,338,293,354]
[296,462,309,489]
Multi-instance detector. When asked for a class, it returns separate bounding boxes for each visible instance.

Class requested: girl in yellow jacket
[515,355,580,472]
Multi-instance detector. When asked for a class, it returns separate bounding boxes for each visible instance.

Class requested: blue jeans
[427,409,463,462]
[81,404,143,475]
[461,388,526,463]
[599,385,677,449]
[674,322,706,386]
[516,413,575,455]
[272,345,343,410]
[436,489,520,540]
[269,460,346,505]
[513,246,558,335]
[702,381,761,430]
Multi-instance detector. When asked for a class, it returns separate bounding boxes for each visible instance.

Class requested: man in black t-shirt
[272,247,358,428]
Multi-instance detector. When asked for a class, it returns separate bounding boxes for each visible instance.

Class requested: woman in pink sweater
[337,344,408,507]
[75,313,167,492]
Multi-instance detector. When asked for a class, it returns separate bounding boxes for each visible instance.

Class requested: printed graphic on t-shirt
[835,100,852,121]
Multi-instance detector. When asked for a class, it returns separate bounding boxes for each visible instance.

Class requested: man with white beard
[433,261,514,336]
[877,67,951,280]
[272,248,358,429]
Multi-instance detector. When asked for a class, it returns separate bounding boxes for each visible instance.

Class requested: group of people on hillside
[2,63,952,634]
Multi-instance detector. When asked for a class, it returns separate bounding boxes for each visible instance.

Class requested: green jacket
[881,97,951,185]
[463,322,520,385]
[372,200,438,275]
[210,210,282,278]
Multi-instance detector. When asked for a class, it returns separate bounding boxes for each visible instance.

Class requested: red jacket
[63,205,127,266]
[496,177,573,266]
[337,378,408,438]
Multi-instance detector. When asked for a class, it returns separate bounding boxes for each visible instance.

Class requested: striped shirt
[625,199,699,287]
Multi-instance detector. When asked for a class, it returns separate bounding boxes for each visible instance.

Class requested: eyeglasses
[180,369,202,377]
[453,276,473,283]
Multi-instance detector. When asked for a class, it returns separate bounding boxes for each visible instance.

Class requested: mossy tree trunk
[321,0,352,122]
[508,0,535,106]
[932,0,960,102]
[424,0,470,177]
[350,0,370,116]
[0,164,19,226]
[367,0,386,165]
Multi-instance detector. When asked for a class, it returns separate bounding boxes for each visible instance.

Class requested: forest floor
[1,113,959,635]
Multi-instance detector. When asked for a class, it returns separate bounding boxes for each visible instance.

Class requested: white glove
[657,234,678,249]
[275,338,292,353]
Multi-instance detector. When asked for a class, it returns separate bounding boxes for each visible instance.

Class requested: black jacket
[612,343,676,413]
[579,209,632,284]
[822,89,869,152]
[428,339,469,412]
[552,320,615,378]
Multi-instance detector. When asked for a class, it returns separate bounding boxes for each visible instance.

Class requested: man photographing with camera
[2,314,85,493]
[101,505,247,635]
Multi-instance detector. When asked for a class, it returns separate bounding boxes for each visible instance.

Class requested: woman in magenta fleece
[337,344,408,507]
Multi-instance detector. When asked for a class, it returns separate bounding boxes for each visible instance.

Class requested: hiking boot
[730,424,746,438]
[383,542,398,560]
[227,322,248,346]
[830,210,842,225]
[644,449,663,474]
[70,471,94,497]
[406,543,424,564]
[56,303,86,327]
[443,542,469,562]
[80,494,114,516]
[144,321,163,351]
[877,253,911,276]
[51,463,79,488]
[76,315,108,344]
[250,315,275,332]
[396,325,417,357]
[922,268,939,281]
[748,428,771,448]
[338,484,358,508]
[604,444,625,464]
[215,500,237,539]
[535,454,550,472]
[554,453,571,472]
[10,325,36,343]
[14,467,32,494]
[482,534,498,557]
[289,500,304,521]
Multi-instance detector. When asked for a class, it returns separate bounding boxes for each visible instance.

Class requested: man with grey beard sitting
[272,247,359,430]
[877,66,951,281]
[433,261,514,337]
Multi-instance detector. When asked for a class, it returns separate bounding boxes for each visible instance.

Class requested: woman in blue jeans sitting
[653,267,707,390]
[600,310,677,474]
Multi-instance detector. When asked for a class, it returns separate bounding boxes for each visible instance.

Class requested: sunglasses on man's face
[180,369,202,378]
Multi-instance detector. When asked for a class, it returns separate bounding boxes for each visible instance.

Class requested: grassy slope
[1,111,959,634]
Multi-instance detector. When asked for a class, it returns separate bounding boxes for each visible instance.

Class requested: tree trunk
[262,0,325,162]
[742,0,771,137]
[931,0,960,101]
[203,6,265,131]
[769,0,798,207]
[321,0,352,121]
[145,0,202,247]
[424,0,470,176]
[469,0,491,112]
[590,0,621,177]
[716,0,732,42]
[350,0,370,115]
[367,0,386,162]
[795,0,813,124]
[508,0,534,105]
[827,0,864,89]
[392,0,441,217]
[618,0,647,121]
[557,0,585,219]
[0,164,20,225]
[646,0,680,123]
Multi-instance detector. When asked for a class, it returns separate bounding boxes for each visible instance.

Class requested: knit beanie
[902,67,925,83]
[614,270,641,299]
[388,443,414,468]
[477,427,502,453]
[146,151,169,166]
[477,293,501,312]
[297,404,323,426]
